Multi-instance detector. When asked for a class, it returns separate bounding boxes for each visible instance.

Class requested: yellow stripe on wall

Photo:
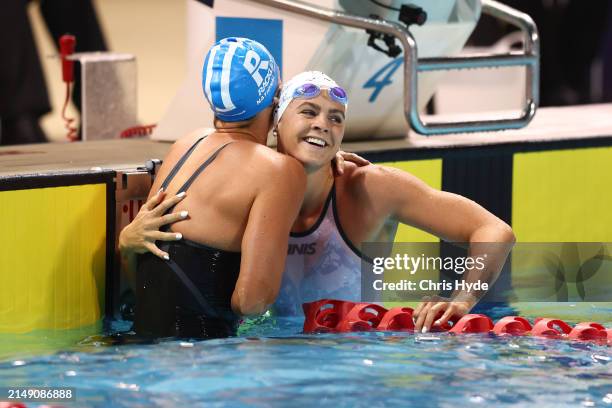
[0,184,106,333]
[380,159,443,243]
[512,147,612,318]
[513,147,612,242]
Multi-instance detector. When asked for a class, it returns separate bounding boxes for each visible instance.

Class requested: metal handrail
[247,0,540,135]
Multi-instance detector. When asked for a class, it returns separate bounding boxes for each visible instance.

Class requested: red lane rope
[302,299,612,345]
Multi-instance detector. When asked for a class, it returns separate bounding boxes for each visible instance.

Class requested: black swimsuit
[133,137,241,339]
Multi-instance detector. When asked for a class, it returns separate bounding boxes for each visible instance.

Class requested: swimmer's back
[149,129,305,253]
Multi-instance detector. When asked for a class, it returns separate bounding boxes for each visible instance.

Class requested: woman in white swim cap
[270,71,515,330]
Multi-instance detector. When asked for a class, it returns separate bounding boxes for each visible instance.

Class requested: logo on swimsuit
[288,243,317,255]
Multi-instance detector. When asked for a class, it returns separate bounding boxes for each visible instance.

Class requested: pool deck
[1,103,611,178]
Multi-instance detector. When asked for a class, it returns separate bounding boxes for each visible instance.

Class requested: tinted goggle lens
[294,83,347,105]
[329,86,347,102]
[296,83,319,97]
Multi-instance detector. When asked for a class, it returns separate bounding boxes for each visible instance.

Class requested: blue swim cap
[202,37,280,122]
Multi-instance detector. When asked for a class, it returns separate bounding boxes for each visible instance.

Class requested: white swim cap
[274,71,348,125]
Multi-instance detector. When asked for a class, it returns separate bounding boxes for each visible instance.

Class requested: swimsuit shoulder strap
[175,142,233,194]
[160,136,206,191]
[160,141,233,228]
[289,182,334,238]
[330,181,371,262]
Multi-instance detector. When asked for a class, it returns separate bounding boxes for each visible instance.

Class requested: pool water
[1,306,610,408]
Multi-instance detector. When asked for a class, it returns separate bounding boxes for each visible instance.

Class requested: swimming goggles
[293,83,348,106]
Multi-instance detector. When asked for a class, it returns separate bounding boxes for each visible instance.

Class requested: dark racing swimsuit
[134,136,241,339]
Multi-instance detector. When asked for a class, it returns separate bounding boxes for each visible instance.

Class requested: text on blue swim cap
[243,50,269,87]
[243,52,276,105]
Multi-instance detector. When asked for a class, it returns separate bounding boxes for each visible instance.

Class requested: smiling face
[276,91,346,171]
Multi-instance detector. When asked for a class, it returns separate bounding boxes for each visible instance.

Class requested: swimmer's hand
[413,295,476,333]
[118,189,188,260]
[333,151,370,175]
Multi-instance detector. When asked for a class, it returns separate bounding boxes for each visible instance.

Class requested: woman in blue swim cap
[120,38,307,339]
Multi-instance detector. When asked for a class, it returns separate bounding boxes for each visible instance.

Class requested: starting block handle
[410,0,540,135]
[248,0,540,136]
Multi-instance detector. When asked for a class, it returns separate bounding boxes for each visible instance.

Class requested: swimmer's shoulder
[162,128,214,161]
[340,161,423,198]
[211,141,306,189]
[171,128,213,151]
[250,144,307,188]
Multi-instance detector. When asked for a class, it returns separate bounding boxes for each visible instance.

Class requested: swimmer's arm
[231,159,306,316]
[370,166,515,244]
[118,190,188,285]
[363,166,515,330]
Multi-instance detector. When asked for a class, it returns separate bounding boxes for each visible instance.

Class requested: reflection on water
[0,321,103,361]
[0,306,610,407]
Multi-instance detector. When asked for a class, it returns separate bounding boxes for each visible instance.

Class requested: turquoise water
[0,306,610,408]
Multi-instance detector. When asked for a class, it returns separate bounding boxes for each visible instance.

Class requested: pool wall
[0,172,115,333]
